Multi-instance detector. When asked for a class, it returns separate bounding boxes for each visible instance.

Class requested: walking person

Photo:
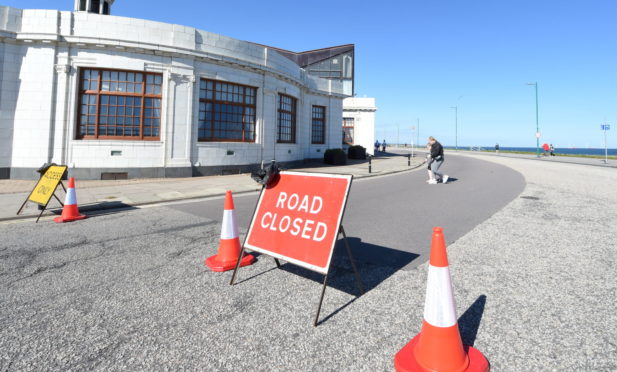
[543,143,549,156]
[374,140,380,154]
[426,141,435,183]
[382,140,387,152]
[495,143,500,153]
[550,144,555,156]
[427,136,449,184]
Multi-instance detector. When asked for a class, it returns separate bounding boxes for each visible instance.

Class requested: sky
[3,0,616,148]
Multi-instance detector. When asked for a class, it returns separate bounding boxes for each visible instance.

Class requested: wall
[343,97,377,155]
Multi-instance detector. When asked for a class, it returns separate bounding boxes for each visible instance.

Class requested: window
[79,0,86,11]
[198,79,257,142]
[89,0,100,13]
[77,68,163,140]
[103,1,110,14]
[277,94,297,143]
[342,117,354,145]
[311,106,326,144]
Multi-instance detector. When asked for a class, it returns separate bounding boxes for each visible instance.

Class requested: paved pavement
[0,151,424,222]
[457,149,617,168]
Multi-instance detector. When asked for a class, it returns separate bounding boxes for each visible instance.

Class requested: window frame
[277,93,297,144]
[311,105,326,144]
[197,79,257,143]
[342,117,354,145]
[76,67,163,141]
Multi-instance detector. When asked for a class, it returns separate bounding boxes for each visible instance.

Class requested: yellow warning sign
[28,165,67,205]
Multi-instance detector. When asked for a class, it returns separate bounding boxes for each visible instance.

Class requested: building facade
[342,97,377,155]
[0,1,351,179]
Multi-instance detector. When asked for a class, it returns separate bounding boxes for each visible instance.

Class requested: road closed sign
[245,171,353,274]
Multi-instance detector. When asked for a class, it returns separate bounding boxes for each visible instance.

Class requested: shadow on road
[267,237,419,325]
[49,200,139,218]
[458,294,487,347]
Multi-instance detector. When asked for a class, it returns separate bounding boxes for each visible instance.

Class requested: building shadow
[458,294,487,347]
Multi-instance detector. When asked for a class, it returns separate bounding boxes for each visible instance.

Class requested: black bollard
[368,156,372,173]
[407,153,411,166]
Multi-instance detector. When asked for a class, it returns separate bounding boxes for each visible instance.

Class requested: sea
[458,146,617,156]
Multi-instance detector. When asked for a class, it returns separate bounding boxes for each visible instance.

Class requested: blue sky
[4,0,616,148]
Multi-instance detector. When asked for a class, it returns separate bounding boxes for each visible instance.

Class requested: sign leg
[229,246,247,286]
[53,193,64,207]
[340,226,365,295]
[274,258,281,268]
[314,273,329,327]
[35,207,46,223]
[16,198,29,216]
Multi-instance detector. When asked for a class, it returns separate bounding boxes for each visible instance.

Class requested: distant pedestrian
[495,143,500,153]
[374,140,380,153]
[427,136,449,184]
[543,143,549,156]
[550,144,555,156]
[426,141,434,183]
[382,140,387,152]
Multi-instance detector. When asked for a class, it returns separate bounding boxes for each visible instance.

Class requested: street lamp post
[417,118,420,146]
[527,82,540,157]
[450,106,458,151]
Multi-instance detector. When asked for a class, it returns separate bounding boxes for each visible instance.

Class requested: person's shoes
[443,175,449,184]
[428,179,438,184]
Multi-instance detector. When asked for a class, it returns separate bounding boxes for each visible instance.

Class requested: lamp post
[450,106,458,151]
[417,118,420,146]
[527,82,540,157]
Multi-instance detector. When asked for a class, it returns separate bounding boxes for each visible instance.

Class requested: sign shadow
[49,201,138,218]
[278,236,419,296]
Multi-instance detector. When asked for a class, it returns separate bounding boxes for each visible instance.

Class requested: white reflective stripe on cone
[64,188,77,206]
[220,210,239,240]
[423,265,458,328]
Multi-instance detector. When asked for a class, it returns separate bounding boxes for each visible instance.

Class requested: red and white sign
[245,171,353,274]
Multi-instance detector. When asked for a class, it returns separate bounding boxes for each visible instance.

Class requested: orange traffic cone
[205,190,255,272]
[54,177,87,223]
[395,227,489,372]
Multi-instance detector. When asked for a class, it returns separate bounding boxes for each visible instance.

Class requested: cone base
[395,334,490,372]
[54,214,87,223]
[205,253,254,272]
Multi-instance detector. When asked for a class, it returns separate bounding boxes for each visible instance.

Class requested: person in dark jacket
[428,136,449,184]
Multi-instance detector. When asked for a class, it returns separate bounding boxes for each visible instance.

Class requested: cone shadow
[458,294,487,347]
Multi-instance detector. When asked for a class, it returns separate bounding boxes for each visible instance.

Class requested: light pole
[527,82,540,157]
[450,106,458,151]
[417,118,420,146]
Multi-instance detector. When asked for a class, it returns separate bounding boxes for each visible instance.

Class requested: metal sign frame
[17,165,68,222]
[230,171,364,326]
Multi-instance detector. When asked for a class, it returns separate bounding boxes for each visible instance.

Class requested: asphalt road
[166,153,525,270]
[0,154,554,372]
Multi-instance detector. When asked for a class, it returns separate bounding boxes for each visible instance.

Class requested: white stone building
[342,97,377,155]
[0,1,354,179]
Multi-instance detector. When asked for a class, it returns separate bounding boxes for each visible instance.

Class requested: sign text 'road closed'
[245,172,353,274]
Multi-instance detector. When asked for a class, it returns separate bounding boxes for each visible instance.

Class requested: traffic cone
[394,227,489,372]
[54,177,87,223]
[205,190,254,272]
